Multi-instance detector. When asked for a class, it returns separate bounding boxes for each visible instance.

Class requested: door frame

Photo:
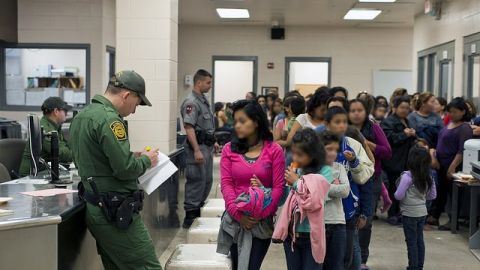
[211,55,258,105]
[417,40,455,96]
[285,57,332,94]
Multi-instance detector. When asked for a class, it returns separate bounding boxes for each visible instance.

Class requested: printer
[463,139,480,174]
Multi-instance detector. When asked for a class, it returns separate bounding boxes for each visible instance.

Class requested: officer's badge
[186,104,193,114]
[110,121,127,141]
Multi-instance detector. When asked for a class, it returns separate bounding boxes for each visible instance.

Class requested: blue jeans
[402,216,426,270]
[351,231,361,270]
[230,237,271,270]
[284,236,323,270]
[324,224,346,270]
[345,218,361,270]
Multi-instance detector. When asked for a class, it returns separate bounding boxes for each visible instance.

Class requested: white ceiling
[179,0,425,27]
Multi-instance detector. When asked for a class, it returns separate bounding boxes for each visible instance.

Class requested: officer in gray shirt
[180,69,217,228]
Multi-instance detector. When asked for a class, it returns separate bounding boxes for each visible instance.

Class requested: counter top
[0,171,83,231]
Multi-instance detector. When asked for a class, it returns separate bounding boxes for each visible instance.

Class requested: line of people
[215,86,478,270]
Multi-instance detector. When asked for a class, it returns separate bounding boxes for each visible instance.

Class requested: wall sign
[267,62,274,69]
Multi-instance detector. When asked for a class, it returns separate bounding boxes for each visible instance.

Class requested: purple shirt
[371,123,392,176]
[436,123,473,167]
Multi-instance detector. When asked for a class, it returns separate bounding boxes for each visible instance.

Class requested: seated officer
[19,97,73,176]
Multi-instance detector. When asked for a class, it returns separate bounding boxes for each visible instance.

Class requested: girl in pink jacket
[272,128,331,270]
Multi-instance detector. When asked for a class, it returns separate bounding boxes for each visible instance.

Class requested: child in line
[320,131,351,270]
[322,107,375,270]
[395,146,437,270]
[272,128,331,270]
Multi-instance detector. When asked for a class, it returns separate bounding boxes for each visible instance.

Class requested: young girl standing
[395,146,437,270]
[272,128,332,270]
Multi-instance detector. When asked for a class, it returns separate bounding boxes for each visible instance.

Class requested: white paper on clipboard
[138,152,178,195]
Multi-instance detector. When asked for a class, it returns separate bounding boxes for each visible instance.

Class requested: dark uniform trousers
[184,144,214,211]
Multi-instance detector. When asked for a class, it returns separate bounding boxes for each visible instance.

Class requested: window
[106,46,116,85]
[285,57,331,96]
[1,43,90,110]
[439,60,452,100]
[417,41,454,96]
[212,56,257,103]
[468,55,480,98]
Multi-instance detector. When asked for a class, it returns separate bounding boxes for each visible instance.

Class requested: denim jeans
[230,237,271,270]
[402,216,426,270]
[359,174,382,265]
[324,224,346,270]
[345,218,361,270]
[284,236,323,270]
[350,230,361,270]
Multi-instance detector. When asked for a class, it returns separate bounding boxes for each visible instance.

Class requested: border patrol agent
[180,69,217,228]
[69,71,162,270]
[19,97,73,176]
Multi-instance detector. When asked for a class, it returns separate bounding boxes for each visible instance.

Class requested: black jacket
[381,114,415,175]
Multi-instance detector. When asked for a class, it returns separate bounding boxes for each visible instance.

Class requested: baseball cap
[41,97,73,112]
[109,70,152,106]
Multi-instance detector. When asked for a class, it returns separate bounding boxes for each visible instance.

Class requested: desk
[451,177,480,261]
[0,148,186,270]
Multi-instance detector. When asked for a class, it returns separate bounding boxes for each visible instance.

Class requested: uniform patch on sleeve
[186,104,194,114]
[110,121,127,141]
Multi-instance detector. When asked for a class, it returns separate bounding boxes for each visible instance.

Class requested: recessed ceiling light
[216,8,250,19]
[344,9,382,20]
[359,0,396,2]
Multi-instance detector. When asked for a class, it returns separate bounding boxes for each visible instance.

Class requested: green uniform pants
[85,204,162,270]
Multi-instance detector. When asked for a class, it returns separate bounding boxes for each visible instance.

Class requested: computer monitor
[27,114,42,177]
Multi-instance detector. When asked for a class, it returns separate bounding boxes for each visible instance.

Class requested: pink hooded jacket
[272,173,330,264]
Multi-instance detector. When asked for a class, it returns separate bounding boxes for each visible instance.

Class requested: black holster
[78,180,145,230]
[193,130,215,147]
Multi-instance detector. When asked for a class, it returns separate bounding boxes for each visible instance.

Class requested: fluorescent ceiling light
[359,0,396,2]
[344,9,382,20]
[216,8,250,19]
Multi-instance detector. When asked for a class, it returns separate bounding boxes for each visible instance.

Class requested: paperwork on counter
[20,189,77,197]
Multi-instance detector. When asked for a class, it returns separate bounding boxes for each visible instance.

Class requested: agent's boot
[182,209,200,229]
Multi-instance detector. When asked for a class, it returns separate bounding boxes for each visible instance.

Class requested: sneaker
[361,264,370,270]
[438,221,452,231]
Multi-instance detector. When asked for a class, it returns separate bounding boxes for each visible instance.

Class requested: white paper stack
[138,152,178,195]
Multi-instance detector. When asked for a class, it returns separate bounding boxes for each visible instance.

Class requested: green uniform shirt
[69,95,151,193]
[19,116,73,176]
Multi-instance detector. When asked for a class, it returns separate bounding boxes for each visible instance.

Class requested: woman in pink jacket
[220,99,285,270]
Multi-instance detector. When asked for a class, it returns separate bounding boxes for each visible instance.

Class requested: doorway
[212,56,257,104]
[285,57,331,96]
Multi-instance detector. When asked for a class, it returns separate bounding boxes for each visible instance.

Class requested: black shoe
[182,209,201,229]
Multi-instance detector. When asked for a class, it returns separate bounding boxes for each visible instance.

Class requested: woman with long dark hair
[218,99,285,270]
[278,89,331,149]
[381,96,417,225]
[348,99,392,270]
[430,97,473,230]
